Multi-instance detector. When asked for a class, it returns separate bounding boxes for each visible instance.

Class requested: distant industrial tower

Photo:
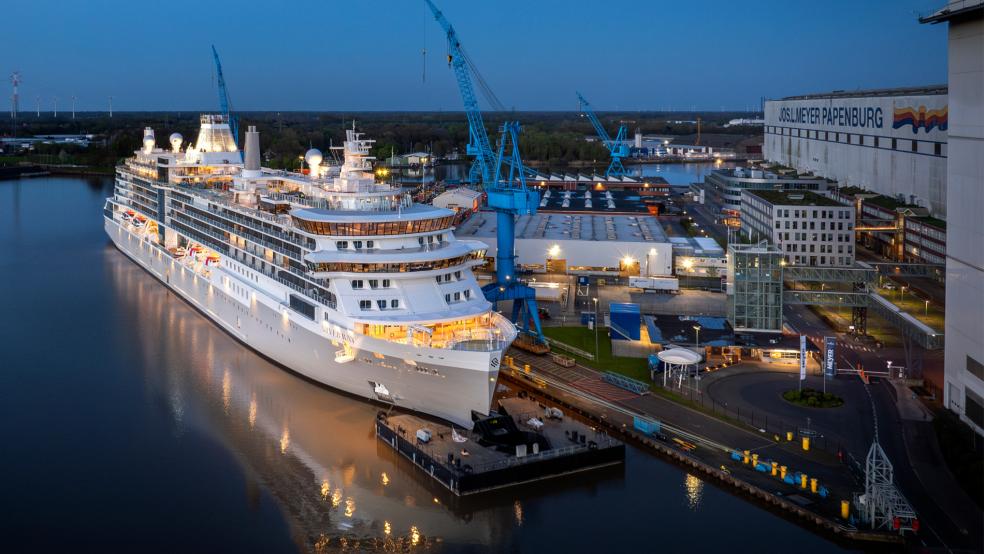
[108,96,113,118]
[10,71,20,135]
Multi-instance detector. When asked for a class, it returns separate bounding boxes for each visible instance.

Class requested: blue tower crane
[211,45,239,148]
[481,122,545,345]
[577,91,629,177]
[423,0,497,185]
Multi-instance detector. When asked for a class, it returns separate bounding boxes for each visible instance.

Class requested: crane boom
[211,45,239,148]
[577,91,629,177]
[424,0,495,185]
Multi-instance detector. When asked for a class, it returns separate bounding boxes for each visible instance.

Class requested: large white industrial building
[764,85,948,217]
[921,1,984,436]
[455,212,674,276]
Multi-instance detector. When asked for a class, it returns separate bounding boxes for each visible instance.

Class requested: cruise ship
[104,115,516,428]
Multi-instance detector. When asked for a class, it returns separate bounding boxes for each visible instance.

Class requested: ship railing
[272,275,337,310]
[178,209,300,262]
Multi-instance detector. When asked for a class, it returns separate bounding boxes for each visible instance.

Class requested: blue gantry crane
[481,122,545,346]
[577,91,629,177]
[424,0,499,185]
[211,45,239,148]
[424,2,546,347]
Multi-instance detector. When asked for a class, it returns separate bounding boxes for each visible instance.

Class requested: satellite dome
[169,133,184,151]
[304,148,323,167]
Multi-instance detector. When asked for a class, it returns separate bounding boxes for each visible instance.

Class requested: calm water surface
[0,176,853,553]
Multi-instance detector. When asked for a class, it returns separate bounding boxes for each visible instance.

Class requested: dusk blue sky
[4,0,947,112]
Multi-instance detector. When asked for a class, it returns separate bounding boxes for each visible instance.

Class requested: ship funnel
[243,125,261,177]
[142,127,156,154]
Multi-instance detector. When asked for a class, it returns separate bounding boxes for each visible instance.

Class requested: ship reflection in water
[107,248,622,551]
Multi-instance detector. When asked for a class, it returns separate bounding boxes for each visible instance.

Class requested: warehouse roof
[777,84,947,101]
[456,211,669,243]
[744,190,844,207]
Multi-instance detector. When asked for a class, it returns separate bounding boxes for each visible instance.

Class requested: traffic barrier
[841,500,850,519]
[802,436,810,451]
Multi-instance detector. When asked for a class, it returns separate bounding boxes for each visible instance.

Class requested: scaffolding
[857,439,918,534]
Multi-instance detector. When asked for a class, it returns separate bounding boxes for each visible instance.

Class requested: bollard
[810,478,818,493]
[780,465,787,479]
[771,461,778,476]
[800,473,808,489]
[751,453,759,467]
[802,436,810,451]
[840,500,850,519]
[743,450,750,464]
[786,431,794,442]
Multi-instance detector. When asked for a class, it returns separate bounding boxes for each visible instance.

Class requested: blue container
[633,416,661,436]
[609,303,641,341]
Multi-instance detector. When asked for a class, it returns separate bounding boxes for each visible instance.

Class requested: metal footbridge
[782,262,943,349]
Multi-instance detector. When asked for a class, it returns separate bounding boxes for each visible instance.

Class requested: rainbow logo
[893,105,948,133]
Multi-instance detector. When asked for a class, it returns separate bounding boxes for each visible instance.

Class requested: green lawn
[874,287,945,332]
[543,326,650,383]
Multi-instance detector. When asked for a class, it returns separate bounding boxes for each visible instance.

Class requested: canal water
[0,176,855,553]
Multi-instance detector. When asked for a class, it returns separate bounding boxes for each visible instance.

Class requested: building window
[934,143,942,156]
[966,389,984,429]
[359,300,372,310]
[911,140,918,153]
[968,355,984,382]
[891,138,897,150]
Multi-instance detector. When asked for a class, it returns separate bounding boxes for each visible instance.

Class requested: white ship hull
[106,217,509,428]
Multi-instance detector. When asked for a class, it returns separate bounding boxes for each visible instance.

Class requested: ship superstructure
[105,115,515,427]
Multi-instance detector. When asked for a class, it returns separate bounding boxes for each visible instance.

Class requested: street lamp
[593,297,600,360]
[693,325,701,351]
[924,299,929,316]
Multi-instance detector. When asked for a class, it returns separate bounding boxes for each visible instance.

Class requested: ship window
[444,294,451,303]
[366,240,374,249]
[436,276,443,284]
[368,279,379,289]
[463,290,471,299]
[377,299,387,309]
[454,292,461,301]
[454,271,461,279]
[353,240,363,249]
[352,280,364,290]
[382,279,391,288]
[336,241,348,249]
[359,300,372,310]
[391,299,399,308]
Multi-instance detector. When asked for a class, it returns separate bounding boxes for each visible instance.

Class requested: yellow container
[771,461,778,476]
[743,450,750,464]
[840,500,850,519]
[780,465,787,479]
[800,474,808,489]
[802,436,810,451]
[786,431,794,442]
[810,478,818,493]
